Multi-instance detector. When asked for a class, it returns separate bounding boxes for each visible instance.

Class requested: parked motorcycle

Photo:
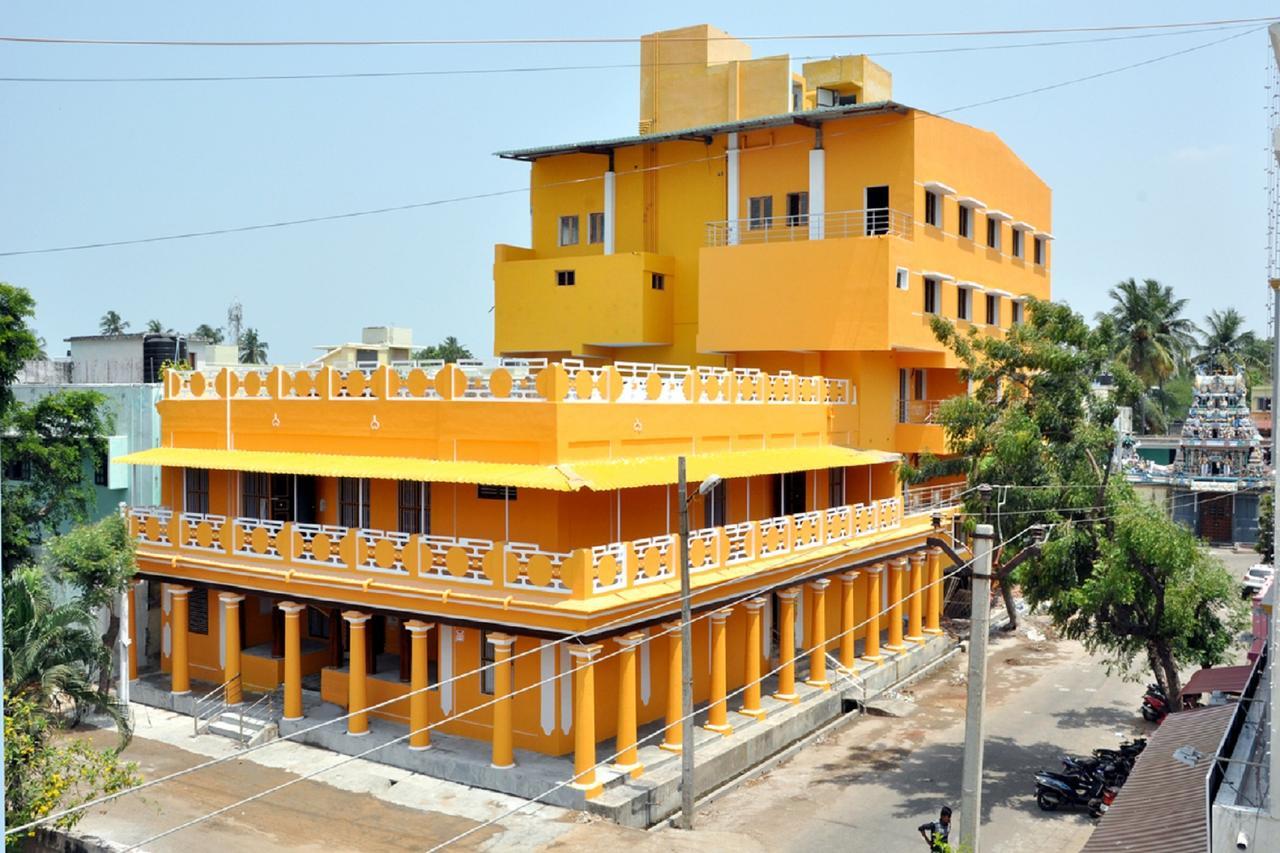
[1141,684,1169,722]
[1060,755,1130,787]
[1035,766,1109,817]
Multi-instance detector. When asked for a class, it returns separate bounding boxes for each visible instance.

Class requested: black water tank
[142,334,187,383]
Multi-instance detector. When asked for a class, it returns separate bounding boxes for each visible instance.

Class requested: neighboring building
[114,22,1041,811]
[1123,374,1270,543]
[59,333,237,383]
[312,326,415,368]
[493,23,1051,465]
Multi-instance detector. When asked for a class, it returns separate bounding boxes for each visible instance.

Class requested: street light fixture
[674,459,719,830]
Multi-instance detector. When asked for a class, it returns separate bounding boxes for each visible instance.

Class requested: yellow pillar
[706,609,733,734]
[806,579,831,690]
[924,547,944,634]
[839,570,859,672]
[343,610,370,735]
[906,552,926,643]
[569,643,604,799]
[220,592,245,705]
[864,564,884,663]
[739,598,767,720]
[774,588,799,703]
[127,580,140,680]
[169,585,192,695]
[279,601,305,720]
[489,632,516,768]
[406,620,433,750]
[613,632,645,777]
[661,620,683,752]
[885,558,907,652]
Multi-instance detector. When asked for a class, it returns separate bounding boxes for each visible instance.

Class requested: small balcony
[705,207,913,247]
[895,398,949,455]
[126,493,944,626]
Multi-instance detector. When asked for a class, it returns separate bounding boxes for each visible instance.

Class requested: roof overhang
[1010,220,1034,231]
[116,445,900,493]
[985,209,1013,221]
[922,181,956,195]
[495,101,910,161]
[954,196,986,208]
[956,280,984,290]
[920,270,955,281]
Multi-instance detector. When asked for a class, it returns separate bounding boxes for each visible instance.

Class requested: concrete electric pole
[960,523,995,850]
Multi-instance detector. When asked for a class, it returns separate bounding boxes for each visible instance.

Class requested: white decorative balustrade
[164,358,853,407]
[127,493,932,602]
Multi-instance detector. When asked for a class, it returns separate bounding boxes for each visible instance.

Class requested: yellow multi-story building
[116,23,1046,812]
[495,23,1051,460]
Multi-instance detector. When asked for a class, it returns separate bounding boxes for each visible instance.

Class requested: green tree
[192,323,224,344]
[144,319,169,334]
[917,298,1244,704]
[1257,492,1274,564]
[0,284,41,415]
[412,336,473,363]
[5,694,139,847]
[97,310,129,336]
[47,515,136,695]
[238,327,268,364]
[2,566,126,730]
[1,390,113,567]
[1196,309,1263,374]
[1100,278,1198,423]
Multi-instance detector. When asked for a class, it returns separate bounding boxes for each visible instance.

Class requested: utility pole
[676,456,695,830]
[960,523,995,851]
[1268,21,1280,822]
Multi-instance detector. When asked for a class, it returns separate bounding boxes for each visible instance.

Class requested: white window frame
[896,267,910,291]
[958,204,972,239]
[924,190,941,228]
[587,211,604,245]
[1011,228,1023,258]
[986,294,1001,327]
[986,217,1001,251]
[923,277,941,315]
[957,286,972,321]
[1034,235,1046,266]
[1011,299,1025,325]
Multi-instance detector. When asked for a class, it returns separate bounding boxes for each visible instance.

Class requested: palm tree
[1101,278,1198,424]
[192,323,224,344]
[238,327,268,364]
[98,311,129,336]
[1196,309,1263,374]
[145,319,170,334]
[3,566,129,734]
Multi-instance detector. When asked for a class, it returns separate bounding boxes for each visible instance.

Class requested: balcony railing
[127,494,919,603]
[164,358,854,407]
[903,483,966,516]
[896,398,945,425]
[705,207,913,247]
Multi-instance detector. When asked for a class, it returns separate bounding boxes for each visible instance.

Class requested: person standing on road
[917,805,952,852]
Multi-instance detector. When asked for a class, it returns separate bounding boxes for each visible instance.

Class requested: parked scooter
[1035,766,1109,817]
[1141,684,1169,722]
[1060,755,1130,788]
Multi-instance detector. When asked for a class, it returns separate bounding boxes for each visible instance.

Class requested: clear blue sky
[2,3,1274,362]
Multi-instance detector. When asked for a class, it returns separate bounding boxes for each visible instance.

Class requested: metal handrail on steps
[192,674,240,736]
[234,686,281,745]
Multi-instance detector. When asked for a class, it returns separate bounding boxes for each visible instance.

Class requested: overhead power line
[0,24,1254,83]
[0,25,1260,258]
[1,16,1276,47]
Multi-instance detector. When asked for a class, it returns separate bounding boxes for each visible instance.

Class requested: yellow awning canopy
[560,446,900,491]
[113,447,575,491]
[115,445,900,493]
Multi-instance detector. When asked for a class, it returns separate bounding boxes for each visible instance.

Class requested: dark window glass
[958,205,971,238]
[703,480,727,528]
[185,468,210,515]
[307,606,330,639]
[828,467,845,508]
[556,269,575,287]
[748,196,773,230]
[339,478,369,528]
[786,192,809,227]
[398,482,430,535]
[588,212,605,244]
[924,191,939,227]
[651,272,665,291]
[242,472,270,519]
[480,630,496,695]
[986,218,1000,249]
[188,588,209,635]
[1034,236,1045,265]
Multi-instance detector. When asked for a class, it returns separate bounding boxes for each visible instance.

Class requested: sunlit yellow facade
[118,22,1043,804]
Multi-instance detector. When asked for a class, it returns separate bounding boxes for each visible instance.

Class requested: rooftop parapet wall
[157,360,856,465]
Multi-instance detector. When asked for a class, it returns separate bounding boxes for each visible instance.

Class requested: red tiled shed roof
[1182,666,1252,699]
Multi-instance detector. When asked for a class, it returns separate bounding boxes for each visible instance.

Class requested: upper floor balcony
[705,207,914,247]
[153,359,855,467]
[126,488,954,631]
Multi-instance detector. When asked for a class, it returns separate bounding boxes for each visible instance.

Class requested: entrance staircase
[193,675,281,748]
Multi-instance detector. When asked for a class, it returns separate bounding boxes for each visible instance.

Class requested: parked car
[1241,564,1273,600]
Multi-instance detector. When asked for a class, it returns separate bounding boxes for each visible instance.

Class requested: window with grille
[188,588,209,635]
[242,472,270,520]
[339,478,369,528]
[478,484,517,500]
[703,480,727,528]
[828,468,845,508]
[185,468,210,515]
[398,482,429,534]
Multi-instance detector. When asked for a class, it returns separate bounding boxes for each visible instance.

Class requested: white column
[117,587,131,705]
[726,132,740,246]
[808,146,825,240]
[603,169,617,255]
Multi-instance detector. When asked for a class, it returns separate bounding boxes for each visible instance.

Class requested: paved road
[549,622,1154,853]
